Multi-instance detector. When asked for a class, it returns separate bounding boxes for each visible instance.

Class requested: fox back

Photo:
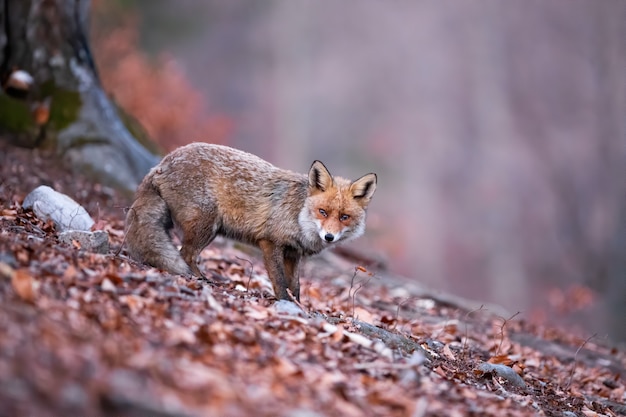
[125,143,377,300]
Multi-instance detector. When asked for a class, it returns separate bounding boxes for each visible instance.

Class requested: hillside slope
[0,140,624,417]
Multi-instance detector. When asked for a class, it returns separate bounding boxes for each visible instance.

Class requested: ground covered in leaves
[0,140,625,417]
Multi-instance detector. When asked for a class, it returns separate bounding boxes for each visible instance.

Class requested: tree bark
[0,0,158,193]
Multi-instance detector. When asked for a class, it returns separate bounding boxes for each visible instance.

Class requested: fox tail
[124,178,190,275]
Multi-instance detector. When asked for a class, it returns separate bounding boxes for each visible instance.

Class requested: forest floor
[0,139,625,417]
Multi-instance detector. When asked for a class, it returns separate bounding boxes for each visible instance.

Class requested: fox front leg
[259,240,290,300]
[284,248,301,301]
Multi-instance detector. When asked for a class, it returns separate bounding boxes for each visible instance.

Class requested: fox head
[299,160,377,246]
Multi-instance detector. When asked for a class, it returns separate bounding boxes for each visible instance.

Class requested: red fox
[125,143,377,301]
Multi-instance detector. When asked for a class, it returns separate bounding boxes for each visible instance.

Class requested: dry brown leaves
[0,142,625,416]
[91,4,233,152]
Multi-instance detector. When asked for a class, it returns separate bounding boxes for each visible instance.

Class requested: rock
[23,186,108,253]
[273,300,307,317]
[23,185,94,232]
[476,362,526,389]
[58,230,109,254]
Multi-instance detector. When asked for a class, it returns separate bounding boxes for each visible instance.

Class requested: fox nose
[324,233,335,242]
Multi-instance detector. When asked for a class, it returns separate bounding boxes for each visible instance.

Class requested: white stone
[23,185,94,232]
[273,300,306,317]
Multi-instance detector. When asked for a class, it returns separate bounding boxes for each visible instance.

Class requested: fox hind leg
[177,207,218,278]
[180,230,216,277]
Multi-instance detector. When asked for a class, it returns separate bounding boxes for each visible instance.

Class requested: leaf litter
[0,141,625,417]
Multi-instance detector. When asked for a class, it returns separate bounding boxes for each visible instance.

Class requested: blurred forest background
[90,1,625,340]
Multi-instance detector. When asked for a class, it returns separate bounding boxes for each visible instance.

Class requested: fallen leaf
[353,306,375,323]
[488,354,513,365]
[12,268,37,302]
[167,325,197,346]
[100,278,116,293]
[443,344,456,361]
[119,294,145,314]
[0,262,15,280]
[62,264,78,281]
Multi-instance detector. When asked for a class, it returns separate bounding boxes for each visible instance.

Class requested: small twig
[495,311,520,357]
[352,277,372,319]
[348,267,360,317]
[348,266,360,292]
[285,288,307,312]
[392,297,414,331]
[351,282,366,317]
[349,266,373,318]
[235,256,254,292]
[95,201,101,225]
[564,333,596,391]
[114,206,132,257]
[462,304,485,359]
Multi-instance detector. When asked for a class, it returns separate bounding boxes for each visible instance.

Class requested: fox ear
[350,173,377,203]
[309,161,334,192]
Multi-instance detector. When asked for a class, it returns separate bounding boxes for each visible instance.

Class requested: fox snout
[319,228,344,243]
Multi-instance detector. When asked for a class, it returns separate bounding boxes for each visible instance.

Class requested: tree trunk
[0,0,159,193]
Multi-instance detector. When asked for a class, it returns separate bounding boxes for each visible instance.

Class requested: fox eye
[339,214,350,222]
[319,208,328,217]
